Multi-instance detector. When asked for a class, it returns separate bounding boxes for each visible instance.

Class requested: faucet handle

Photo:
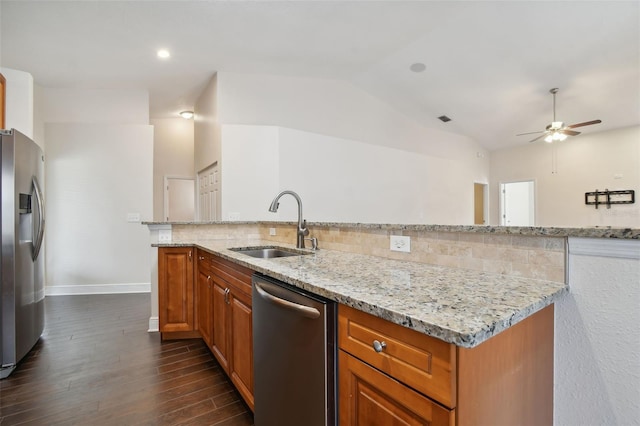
[301,219,310,236]
[305,237,319,251]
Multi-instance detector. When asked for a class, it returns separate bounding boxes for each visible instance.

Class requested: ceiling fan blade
[561,129,581,136]
[528,133,548,143]
[516,130,544,136]
[567,119,602,129]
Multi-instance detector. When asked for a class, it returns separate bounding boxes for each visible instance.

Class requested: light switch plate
[127,212,141,223]
[269,228,276,236]
[390,235,411,253]
[158,229,172,243]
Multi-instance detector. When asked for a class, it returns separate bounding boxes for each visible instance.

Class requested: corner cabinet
[338,304,554,426]
[158,247,195,337]
[162,247,255,411]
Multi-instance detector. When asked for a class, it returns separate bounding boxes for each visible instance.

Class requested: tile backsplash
[171,222,566,283]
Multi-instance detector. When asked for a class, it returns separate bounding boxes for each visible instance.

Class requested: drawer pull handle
[372,340,387,353]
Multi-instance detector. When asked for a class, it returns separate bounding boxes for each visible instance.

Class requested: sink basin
[230,246,308,259]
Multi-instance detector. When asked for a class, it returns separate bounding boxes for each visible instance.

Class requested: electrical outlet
[158,229,172,243]
[390,235,410,253]
[269,227,276,236]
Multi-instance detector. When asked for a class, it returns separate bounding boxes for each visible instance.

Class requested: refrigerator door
[1,129,45,378]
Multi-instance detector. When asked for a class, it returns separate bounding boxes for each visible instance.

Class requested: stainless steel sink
[230,246,308,259]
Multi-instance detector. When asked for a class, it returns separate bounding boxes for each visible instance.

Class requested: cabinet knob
[372,340,387,353]
[207,275,211,281]
[199,256,205,260]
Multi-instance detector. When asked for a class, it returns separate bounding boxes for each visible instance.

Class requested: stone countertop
[157,238,568,348]
[143,221,640,239]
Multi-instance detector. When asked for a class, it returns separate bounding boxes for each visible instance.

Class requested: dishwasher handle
[255,282,321,319]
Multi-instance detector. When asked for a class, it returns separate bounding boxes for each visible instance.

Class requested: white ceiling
[1,0,638,151]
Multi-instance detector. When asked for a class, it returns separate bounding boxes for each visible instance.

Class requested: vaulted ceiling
[1,1,638,151]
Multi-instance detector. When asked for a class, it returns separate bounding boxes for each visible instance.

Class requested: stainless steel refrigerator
[0,128,45,379]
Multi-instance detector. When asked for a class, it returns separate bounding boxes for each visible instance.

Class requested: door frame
[473,182,489,225]
[499,179,536,226]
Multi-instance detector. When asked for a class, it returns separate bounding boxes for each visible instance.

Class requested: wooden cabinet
[211,276,231,371]
[339,350,454,426]
[196,250,213,347]
[158,247,195,337]
[338,304,554,426]
[209,254,255,411]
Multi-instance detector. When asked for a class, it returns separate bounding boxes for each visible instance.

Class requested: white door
[198,162,219,221]
[501,181,535,226]
[164,177,195,221]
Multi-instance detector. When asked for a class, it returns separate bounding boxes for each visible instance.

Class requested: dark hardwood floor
[0,294,254,426]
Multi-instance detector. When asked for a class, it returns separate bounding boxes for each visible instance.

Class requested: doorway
[473,183,488,225]
[500,180,535,226]
[164,176,195,222]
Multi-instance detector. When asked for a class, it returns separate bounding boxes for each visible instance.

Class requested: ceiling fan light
[544,134,553,143]
[558,133,568,141]
[551,121,564,129]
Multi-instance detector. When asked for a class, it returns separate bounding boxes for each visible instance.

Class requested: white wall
[40,88,149,124]
[214,72,489,224]
[556,238,640,425]
[194,74,220,173]
[40,87,153,295]
[220,125,486,224]
[490,126,640,227]
[151,118,194,221]
[1,67,34,140]
[220,125,279,221]
[217,72,488,161]
[45,124,153,293]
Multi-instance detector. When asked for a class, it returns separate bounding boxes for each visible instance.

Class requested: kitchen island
[161,238,567,348]
[147,221,639,425]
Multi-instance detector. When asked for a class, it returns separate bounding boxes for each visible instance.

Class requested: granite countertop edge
[155,239,569,348]
[143,221,640,239]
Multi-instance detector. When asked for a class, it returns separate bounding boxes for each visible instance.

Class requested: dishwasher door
[252,273,336,426]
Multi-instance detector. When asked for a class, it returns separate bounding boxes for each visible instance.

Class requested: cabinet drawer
[338,304,456,408]
[211,255,253,297]
[339,350,454,426]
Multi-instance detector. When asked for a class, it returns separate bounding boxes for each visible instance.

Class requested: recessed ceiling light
[157,49,170,59]
[410,62,426,73]
[179,111,194,119]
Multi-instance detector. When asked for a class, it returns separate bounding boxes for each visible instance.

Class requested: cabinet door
[158,247,194,332]
[211,278,230,372]
[339,350,454,426]
[196,268,213,347]
[230,289,254,411]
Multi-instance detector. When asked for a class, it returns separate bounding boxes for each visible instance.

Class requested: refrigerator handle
[32,176,45,261]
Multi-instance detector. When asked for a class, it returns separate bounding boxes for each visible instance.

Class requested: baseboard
[148,316,159,332]
[45,283,151,296]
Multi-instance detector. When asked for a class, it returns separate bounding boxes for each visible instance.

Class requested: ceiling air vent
[438,115,451,123]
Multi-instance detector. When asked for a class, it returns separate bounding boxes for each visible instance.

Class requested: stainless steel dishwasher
[252,273,336,426]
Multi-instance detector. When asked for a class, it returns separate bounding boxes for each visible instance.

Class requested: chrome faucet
[268,190,309,249]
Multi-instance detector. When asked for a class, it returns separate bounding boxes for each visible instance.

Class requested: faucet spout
[268,190,309,249]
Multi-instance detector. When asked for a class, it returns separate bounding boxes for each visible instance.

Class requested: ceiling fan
[517,88,601,143]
